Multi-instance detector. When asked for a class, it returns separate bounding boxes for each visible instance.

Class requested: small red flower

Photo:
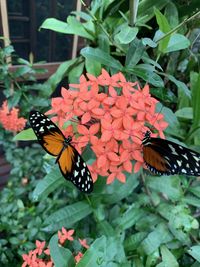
[58,227,74,244]
[79,238,90,249]
[0,101,26,132]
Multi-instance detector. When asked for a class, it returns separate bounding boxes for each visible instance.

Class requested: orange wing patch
[143,146,169,172]
[43,131,65,156]
[58,145,75,175]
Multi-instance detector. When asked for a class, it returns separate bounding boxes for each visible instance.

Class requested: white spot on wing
[168,144,179,155]
[74,170,78,177]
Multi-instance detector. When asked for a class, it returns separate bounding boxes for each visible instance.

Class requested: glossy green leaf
[146,175,183,201]
[164,74,191,98]
[141,223,173,255]
[132,65,164,87]
[81,47,123,70]
[126,39,145,68]
[190,72,200,144]
[175,107,193,120]
[43,201,92,232]
[154,8,171,53]
[46,58,78,89]
[32,167,64,202]
[114,24,138,44]
[49,235,75,267]
[101,172,139,204]
[13,128,36,141]
[188,246,200,262]
[164,34,190,53]
[160,245,179,267]
[85,58,102,76]
[76,236,107,267]
[40,17,94,40]
[142,38,157,48]
[114,205,145,230]
[124,232,147,251]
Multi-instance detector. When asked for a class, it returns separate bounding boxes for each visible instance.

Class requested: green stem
[156,10,200,44]
[129,0,139,26]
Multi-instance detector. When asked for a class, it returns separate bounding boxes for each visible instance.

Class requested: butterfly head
[142,130,151,145]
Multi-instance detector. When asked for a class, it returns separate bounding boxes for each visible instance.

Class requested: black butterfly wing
[143,137,200,176]
[58,144,93,193]
[29,110,65,156]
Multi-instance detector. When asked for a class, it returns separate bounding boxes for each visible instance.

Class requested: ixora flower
[21,228,89,266]
[47,69,168,184]
[0,100,27,132]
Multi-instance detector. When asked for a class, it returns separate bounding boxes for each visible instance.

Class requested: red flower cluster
[47,69,168,184]
[22,228,90,266]
[22,240,53,267]
[0,100,26,132]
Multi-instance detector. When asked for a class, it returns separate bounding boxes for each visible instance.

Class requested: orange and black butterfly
[142,130,200,176]
[29,110,93,193]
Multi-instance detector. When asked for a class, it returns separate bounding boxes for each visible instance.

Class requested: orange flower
[79,238,90,249]
[47,69,168,184]
[0,101,26,132]
[21,240,54,267]
[35,240,46,255]
[74,252,83,263]
[58,227,74,244]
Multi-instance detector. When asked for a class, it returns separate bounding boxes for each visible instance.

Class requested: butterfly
[142,130,200,176]
[29,110,93,193]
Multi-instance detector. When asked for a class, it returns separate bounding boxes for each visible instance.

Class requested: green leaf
[100,172,139,205]
[68,61,85,83]
[97,220,115,237]
[141,223,173,255]
[114,205,145,230]
[146,175,183,201]
[138,0,169,24]
[188,246,200,262]
[81,47,123,70]
[131,64,164,87]
[77,236,126,267]
[46,58,78,89]
[114,24,138,44]
[142,38,157,48]
[49,234,75,267]
[164,34,190,53]
[154,8,171,53]
[85,58,102,76]
[76,236,107,267]
[40,17,94,40]
[190,72,200,144]
[160,245,179,267]
[175,107,193,120]
[13,128,36,141]
[124,232,147,251]
[126,39,145,68]
[150,87,177,103]
[43,201,92,232]
[164,74,191,98]
[154,8,171,32]
[184,195,200,208]
[189,186,200,198]
[32,167,64,202]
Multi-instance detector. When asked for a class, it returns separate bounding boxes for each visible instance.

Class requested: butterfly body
[142,131,200,176]
[29,110,93,193]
